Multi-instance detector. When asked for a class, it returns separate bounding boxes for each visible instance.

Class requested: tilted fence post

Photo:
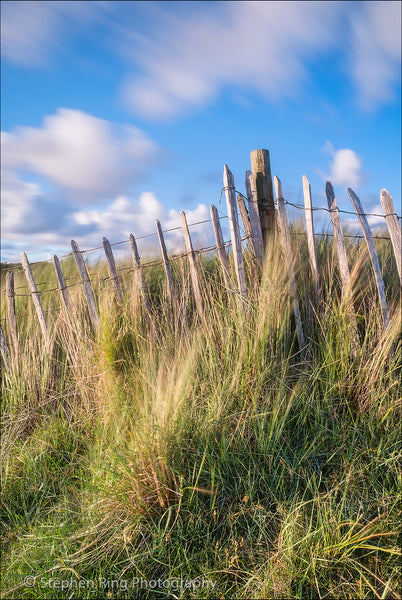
[129,233,152,313]
[245,170,264,268]
[348,188,389,330]
[302,175,321,301]
[181,211,204,317]
[223,164,247,298]
[102,237,124,304]
[325,182,353,299]
[71,240,100,332]
[156,220,175,302]
[380,189,401,285]
[53,255,72,321]
[210,204,231,287]
[325,182,360,352]
[274,176,305,352]
[6,270,19,362]
[21,252,50,345]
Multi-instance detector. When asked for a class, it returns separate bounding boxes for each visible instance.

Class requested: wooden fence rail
[1,148,400,373]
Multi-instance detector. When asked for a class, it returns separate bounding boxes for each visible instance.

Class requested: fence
[1,149,401,371]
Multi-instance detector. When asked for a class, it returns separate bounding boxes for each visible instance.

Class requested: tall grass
[1,230,401,599]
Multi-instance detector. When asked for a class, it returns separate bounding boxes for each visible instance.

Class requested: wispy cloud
[120,1,342,119]
[349,1,401,110]
[2,2,400,115]
[1,0,103,66]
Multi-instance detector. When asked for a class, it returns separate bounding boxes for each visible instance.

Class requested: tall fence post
[129,234,152,313]
[245,170,264,268]
[102,237,124,304]
[70,240,100,332]
[380,189,401,285]
[302,175,321,300]
[250,149,275,248]
[210,205,231,287]
[5,271,19,362]
[348,188,390,330]
[53,255,72,321]
[156,220,175,302]
[274,176,305,352]
[223,164,247,298]
[20,252,50,345]
[181,211,204,317]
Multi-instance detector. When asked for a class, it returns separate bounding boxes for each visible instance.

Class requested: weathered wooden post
[181,211,204,316]
[223,165,247,298]
[380,189,401,285]
[325,182,360,353]
[210,205,231,287]
[156,220,175,302]
[102,237,124,304]
[129,233,152,313]
[245,170,264,268]
[53,255,72,320]
[71,240,100,332]
[21,252,50,345]
[5,270,19,361]
[274,176,305,352]
[348,188,389,330]
[325,182,353,298]
[302,175,321,300]
[250,149,275,248]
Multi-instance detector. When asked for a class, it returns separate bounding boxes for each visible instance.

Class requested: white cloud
[349,1,401,110]
[73,192,210,252]
[2,108,161,201]
[321,142,364,187]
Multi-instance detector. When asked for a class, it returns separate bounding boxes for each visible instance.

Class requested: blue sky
[1,0,401,262]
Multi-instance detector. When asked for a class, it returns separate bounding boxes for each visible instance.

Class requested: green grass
[1,230,401,599]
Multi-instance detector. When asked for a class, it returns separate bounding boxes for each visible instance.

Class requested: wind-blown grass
[1,229,401,599]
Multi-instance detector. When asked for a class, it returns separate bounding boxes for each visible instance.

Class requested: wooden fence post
[250,149,275,247]
[0,324,10,372]
[348,188,390,329]
[156,220,175,302]
[223,164,247,298]
[325,182,359,352]
[380,189,401,285]
[53,255,72,320]
[325,182,353,298]
[181,211,204,316]
[129,234,152,313]
[245,170,264,268]
[102,237,124,304]
[210,205,231,287]
[302,175,321,300]
[70,240,100,332]
[274,176,305,352]
[20,252,50,344]
[5,270,19,361]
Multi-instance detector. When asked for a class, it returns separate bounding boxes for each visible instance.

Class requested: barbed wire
[219,185,402,220]
[1,179,399,300]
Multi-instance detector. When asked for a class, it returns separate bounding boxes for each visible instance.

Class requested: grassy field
[1,230,401,599]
